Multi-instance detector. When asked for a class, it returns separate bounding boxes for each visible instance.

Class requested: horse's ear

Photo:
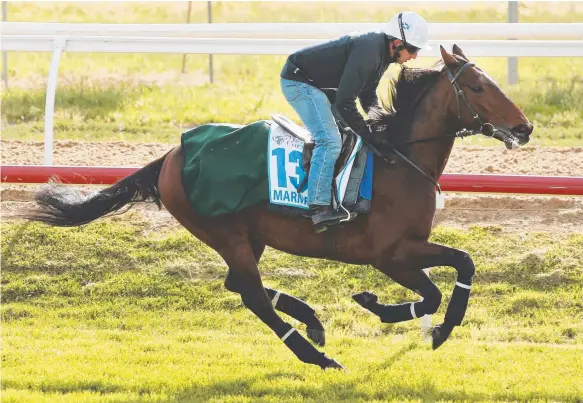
[452,44,469,61]
[440,45,458,68]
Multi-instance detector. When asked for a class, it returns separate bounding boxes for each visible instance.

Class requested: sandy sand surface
[2,140,582,233]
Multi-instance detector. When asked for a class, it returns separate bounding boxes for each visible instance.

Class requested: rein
[353,61,500,193]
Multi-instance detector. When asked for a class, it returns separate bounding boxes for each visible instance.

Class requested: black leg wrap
[432,252,474,349]
[378,303,417,324]
[354,292,431,324]
[443,252,475,326]
[420,292,442,315]
[265,289,323,331]
[444,280,472,326]
[275,323,326,367]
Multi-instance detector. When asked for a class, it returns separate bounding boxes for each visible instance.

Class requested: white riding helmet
[384,11,431,51]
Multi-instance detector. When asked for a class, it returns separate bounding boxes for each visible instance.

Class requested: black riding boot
[309,205,352,233]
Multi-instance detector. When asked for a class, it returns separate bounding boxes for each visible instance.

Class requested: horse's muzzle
[512,123,534,147]
[513,123,534,137]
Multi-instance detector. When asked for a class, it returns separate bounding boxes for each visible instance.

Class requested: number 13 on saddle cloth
[180,118,373,218]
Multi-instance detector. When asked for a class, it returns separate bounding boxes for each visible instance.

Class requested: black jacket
[281,31,393,133]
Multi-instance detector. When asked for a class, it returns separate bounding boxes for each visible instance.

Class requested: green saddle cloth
[181,120,272,217]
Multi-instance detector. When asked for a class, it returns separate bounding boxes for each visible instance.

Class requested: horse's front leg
[421,243,475,349]
[353,267,442,325]
[355,241,475,350]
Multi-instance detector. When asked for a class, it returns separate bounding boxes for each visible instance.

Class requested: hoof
[431,323,454,350]
[307,328,326,347]
[352,291,378,308]
[321,357,345,371]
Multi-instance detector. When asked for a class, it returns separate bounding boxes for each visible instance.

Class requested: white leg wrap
[455,281,472,290]
[281,328,296,342]
[271,290,281,308]
[410,302,418,319]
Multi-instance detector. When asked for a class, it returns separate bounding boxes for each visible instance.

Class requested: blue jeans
[280,78,342,206]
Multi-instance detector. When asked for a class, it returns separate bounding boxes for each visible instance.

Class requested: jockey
[280,11,431,231]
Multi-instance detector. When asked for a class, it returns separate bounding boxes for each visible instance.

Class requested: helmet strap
[390,40,405,63]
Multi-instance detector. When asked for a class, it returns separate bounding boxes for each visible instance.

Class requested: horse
[20,45,533,370]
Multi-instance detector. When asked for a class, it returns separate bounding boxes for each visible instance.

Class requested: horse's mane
[368,66,444,143]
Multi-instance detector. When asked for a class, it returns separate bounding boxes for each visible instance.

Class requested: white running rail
[2,22,582,164]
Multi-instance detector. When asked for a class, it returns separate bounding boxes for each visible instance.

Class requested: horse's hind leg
[221,240,341,369]
[242,240,326,346]
[264,288,326,346]
[159,146,336,367]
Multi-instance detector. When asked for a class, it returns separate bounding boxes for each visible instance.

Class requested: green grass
[1,2,583,146]
[2,215,582,402]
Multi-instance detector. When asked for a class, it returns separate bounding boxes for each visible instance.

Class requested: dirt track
[3,140,583,175]
[2,140,583,233]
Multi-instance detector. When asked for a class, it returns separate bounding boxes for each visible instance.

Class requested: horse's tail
[23,151,171,227]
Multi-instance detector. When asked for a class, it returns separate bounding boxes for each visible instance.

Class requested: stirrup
[311,207,357,233]
[313,214,357,233]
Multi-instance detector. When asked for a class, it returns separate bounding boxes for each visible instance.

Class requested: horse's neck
[407,80,458,180]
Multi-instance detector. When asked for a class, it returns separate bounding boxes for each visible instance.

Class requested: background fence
[3,165,583,196]
[2,21,583,165]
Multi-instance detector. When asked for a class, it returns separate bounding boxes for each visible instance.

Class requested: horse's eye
[470,85,484,93]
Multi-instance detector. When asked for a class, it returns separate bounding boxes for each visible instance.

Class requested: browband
[448,62,476,84]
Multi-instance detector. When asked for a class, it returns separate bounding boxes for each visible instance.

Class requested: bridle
[342,60,504,193]
[446,61,496,139]
[394,61,499,145]
[389,61,500,192]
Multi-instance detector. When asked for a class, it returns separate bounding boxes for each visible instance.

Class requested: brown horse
[21,46,533,370]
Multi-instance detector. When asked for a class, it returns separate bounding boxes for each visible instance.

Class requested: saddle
[272,114,358,193]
